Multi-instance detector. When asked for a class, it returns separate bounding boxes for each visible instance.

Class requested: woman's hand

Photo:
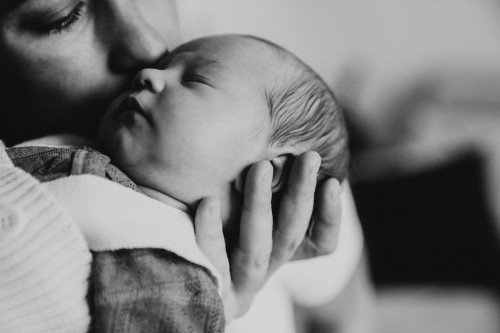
[195,151,342,322]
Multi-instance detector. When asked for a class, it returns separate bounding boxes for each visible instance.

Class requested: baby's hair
[244,35,349,182]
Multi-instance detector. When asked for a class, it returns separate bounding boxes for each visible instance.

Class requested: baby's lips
[113,95,141,116]
[119,95,155,125]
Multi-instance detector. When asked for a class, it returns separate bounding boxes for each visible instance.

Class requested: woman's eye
[36,2,86,36]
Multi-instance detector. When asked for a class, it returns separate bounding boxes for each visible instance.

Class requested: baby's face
[99,35,277,224]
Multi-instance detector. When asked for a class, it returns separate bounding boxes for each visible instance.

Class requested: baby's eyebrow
[185,55,227,73]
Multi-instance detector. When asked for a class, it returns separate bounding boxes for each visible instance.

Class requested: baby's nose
[132,69,165,93]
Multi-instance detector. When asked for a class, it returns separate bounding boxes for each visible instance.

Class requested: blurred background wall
[179,1,500,331]
[180,0,500,222]
[181,0,500,113]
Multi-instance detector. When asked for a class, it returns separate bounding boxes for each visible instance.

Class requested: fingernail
[330,179,341,199]
[309,155,321,181]
[262,163,273,191]
[208,199,220,217]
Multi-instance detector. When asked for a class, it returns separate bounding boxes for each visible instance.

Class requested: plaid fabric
[6,146,141,192]
[7,146,224,333]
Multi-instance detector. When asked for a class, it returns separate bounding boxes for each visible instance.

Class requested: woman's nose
[103,0,181,77]
[132,69,166,93]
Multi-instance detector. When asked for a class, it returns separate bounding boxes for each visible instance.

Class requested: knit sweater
[0,142,92,333]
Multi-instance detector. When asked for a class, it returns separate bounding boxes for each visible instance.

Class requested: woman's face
[0,0,181,144]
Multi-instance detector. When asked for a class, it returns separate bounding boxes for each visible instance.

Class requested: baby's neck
[137,185,191,214]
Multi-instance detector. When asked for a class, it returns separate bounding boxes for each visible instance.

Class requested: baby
[1,34,348,332]
[98,34,348,235]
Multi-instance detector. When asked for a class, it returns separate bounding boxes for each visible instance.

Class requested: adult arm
[281,182,374,333]
[195,151,343,321]
[296,252,375,333]
[0,143,92,333]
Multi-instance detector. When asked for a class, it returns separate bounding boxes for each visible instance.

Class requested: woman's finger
[268,151,320,273]
[294,178,342,259]
[230,161,273,296]
[194,197,231,291]
[309,178,342,254]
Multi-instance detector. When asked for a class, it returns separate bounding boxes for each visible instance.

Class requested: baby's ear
[270,154,293,193]
[233,155,293,194]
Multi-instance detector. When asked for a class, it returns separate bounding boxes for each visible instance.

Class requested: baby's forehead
[184,36,284,67]
[157,36,293,90]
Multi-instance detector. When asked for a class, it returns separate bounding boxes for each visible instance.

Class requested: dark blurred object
[351,152,500,291]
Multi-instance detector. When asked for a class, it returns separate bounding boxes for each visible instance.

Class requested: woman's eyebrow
[1,0,31,11]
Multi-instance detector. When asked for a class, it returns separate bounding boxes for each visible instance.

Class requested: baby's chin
[138,185,191,213]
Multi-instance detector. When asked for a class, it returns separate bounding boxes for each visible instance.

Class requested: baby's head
[98,34,348,227]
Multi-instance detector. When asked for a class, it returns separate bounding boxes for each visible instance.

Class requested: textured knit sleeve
[0,142,92,333]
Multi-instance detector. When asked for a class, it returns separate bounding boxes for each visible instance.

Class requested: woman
[0,0,365,328]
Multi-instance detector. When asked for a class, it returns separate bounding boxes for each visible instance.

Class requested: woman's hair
[247,36,349,182]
